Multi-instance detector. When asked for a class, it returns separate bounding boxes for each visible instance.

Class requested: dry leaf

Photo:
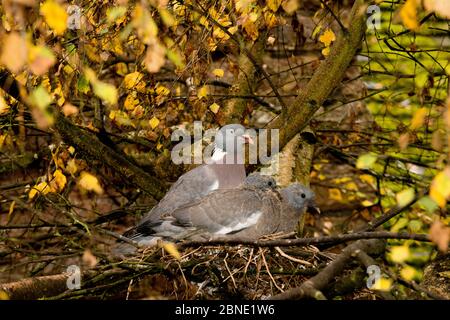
[0,32,27,73]
[144,41,166,73]
[82,249,98,268]
[429,220,450,252]
[62,103,79,117]
[28,45,56,75]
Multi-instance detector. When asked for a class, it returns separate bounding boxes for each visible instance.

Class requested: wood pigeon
[126,124,253,231]
[124,176,319,245]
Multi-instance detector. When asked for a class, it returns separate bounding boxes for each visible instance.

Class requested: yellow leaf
[400,265,419,281]
[110,110,134,127]
[396,188,415,207]
[430,188,446,208]
[78,171,103,194]
[0,290,9,300]
[29,181,50,199]
[329,188,343,202]
[360,174,376,186]
[321,47,330,56]
[228,26,238,34]
[264,11,278,28]
[109,110,116,120]
[345,182,358,191]
[92,81,118,105]
[52,169,67,192]
[7,200,15,221]
[132,4,158,43]
[400,0,419,30]
[149,116,160,129]
[161,241,181,260]
[0,32,27,73]
[410,108,427,130]
[124,94,139,111]
[40,0,68,35]
[430,168,450,208]
[106,6,127,24]
[159,8,176,27]
[0,134,7,149]
[235,0,254,13]
[197,86,208,99]
[362,200,375,207]
[319,29,336,47]
[123,72,145,91]
[281,0,299,14]
[66,159,78,176]
[155,85,170,96]
[213,68,224,78]
[209,102,220,114]
[389,245,410,263]
[0,95,9,115]
[267,0,282,12]
[371,278,392,291]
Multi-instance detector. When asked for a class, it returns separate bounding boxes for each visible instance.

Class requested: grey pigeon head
[244,173,277,190]
[280,183,320,214]
[214,124,253,153]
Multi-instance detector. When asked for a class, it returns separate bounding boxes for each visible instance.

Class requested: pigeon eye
[301,193,306,198]
[268,181,273,186]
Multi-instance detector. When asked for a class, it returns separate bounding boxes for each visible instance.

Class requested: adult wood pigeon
[134,124,253,228]
[125,176,319,245]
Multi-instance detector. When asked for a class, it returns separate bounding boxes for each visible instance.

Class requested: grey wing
[140,164,220,223]
[168,189,268,235]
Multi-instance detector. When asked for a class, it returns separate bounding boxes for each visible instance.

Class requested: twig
[319,0,347,33]
[180,231,430,248]
[275,247,313,266]
[269,239,385,300]
[260,248,284,293]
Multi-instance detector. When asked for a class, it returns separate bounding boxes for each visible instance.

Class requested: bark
[53,114,166,199]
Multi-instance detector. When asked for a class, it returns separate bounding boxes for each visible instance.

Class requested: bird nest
[103,241,334,300]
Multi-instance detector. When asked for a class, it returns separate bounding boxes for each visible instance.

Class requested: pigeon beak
[307,205,321,215]
[242,134,254,145]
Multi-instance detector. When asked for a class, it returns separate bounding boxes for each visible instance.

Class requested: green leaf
[396,188,415,207]
[417,196,439,214]
[30,86,52,110]
[356,153,377,169]
[77,75,90,94]
[390,217,409,232]
[408,220,423,233]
